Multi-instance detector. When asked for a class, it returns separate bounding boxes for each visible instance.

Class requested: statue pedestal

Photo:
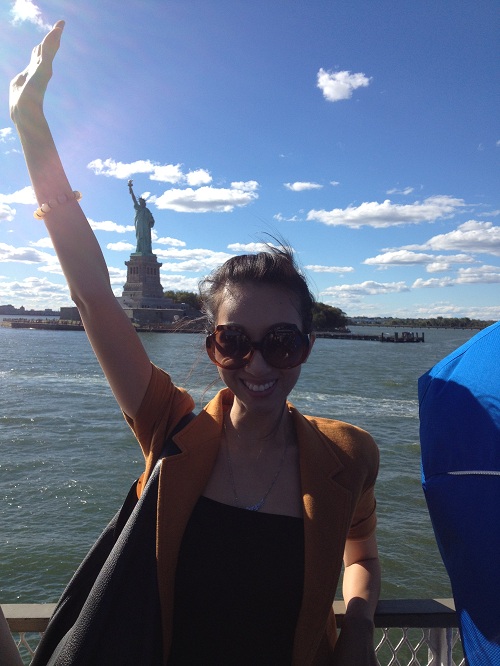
[121,254,183,324]
[119,253,200,327]
[122,254,165,308]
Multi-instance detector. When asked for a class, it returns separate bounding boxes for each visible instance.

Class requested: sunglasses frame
[206,323,311,370]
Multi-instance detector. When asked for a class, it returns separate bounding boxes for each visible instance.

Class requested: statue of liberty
[128,179,155,255]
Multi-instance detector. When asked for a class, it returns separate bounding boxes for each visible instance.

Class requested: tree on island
[349,316,495,330]
[164,290,202,311]
[312,303,348,331]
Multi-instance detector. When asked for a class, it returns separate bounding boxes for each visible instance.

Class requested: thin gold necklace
[224,431,288,512]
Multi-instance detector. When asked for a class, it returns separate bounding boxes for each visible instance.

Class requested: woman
[10,22,380,665]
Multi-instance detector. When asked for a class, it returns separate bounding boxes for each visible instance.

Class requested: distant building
[60,306,81,321]
[0,304,19,315]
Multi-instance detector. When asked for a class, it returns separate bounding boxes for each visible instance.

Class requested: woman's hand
[10,20,65,126]
[332,615,377,666]
[336,534,380,664]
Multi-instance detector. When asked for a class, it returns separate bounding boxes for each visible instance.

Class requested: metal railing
[3,599,464,665]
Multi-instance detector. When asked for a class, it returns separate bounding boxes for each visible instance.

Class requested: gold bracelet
[34,191,82,219]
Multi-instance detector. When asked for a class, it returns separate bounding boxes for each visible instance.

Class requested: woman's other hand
[332,614,377,665]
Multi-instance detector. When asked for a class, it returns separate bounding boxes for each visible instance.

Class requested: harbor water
[1,324,478,604]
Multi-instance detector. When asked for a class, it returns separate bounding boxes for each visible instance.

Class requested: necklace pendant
[224,420,289,515]
[245,500,264,512]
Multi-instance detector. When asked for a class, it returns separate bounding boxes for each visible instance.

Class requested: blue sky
[1,0,499,319]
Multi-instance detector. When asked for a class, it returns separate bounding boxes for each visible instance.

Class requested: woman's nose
[245,348,271,374]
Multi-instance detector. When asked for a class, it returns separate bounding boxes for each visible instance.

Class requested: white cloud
[227,242,278,253]
[284,182,323,192]
[415,302,500,320]
[0,186,36,205]
[89,219,135,233]
[330,181,340,187]
[150,164,185,184]
[478,209,500,218]
[230,180,259,192]
[0,276,70,308]
[364,249,474,272]
[159,274,201,291]
[0,204,16,222]
[411,265,500,288]
[364,250,435,266]
[386,187,414,196]
[88,158,212,187]
[456,265,500,284]
[318,280,410,310]
[405,220,500,257]
[426,257,474,273]
[29,237,53,248]
[307,195,465,228]
[154,236,186,247]
[106,241,135,252]
[0,128,14,142]
[321,280,410,298]
[87,160,258,213]
[317,68,371,102]
[0,242,55,264]
[10,0,52,31]
[305,265,354,274]
[154,185,258,213]
[154,247,234,271]
[186,169,212,187]
[412,277,455,289]
[37,262,64,275]
[107,267,128,285]
[159,260,212,272]
[273,212,302,223]
[88,158,158,180]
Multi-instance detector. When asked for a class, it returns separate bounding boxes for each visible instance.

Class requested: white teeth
[244,380,275,392]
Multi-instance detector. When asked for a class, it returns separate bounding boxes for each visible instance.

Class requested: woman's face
[214,282,312,417]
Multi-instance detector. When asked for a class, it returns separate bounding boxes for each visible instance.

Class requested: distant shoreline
[1,318,485,338]
[1,306,495,332]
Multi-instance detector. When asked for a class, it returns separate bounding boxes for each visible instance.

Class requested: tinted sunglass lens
[263,330,305,368]
[214,329,251,368]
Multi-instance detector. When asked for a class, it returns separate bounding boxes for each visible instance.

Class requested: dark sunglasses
[206,323,311,370]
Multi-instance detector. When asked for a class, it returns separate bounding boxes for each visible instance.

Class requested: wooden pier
[316,331,425,343]
[1,319,84,331]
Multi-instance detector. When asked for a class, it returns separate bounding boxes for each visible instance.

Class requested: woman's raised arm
[10,21,152,419]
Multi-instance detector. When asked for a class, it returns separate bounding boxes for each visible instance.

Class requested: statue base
[122,253,166,309]
[120,252,202,326]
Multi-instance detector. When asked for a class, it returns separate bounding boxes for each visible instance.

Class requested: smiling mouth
[243,379,277,392]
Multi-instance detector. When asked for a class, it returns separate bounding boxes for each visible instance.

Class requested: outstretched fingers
[40,20,65,62]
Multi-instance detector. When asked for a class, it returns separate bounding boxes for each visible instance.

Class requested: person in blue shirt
[419,321,500,665]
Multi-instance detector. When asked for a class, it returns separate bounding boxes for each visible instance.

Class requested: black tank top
[168,496,304,665]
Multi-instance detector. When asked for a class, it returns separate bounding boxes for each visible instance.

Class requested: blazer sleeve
[123,363,195,475]
[346,429,379,541]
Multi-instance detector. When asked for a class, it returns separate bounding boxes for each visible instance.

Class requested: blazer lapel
[291,408,353,664]
[156,408,221,660]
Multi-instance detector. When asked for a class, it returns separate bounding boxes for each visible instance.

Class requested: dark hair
[199,244,315,333]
